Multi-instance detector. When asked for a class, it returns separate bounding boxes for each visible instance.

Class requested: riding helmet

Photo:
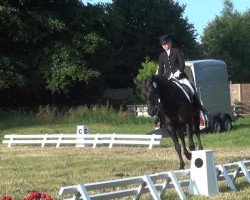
[159,35,172,45]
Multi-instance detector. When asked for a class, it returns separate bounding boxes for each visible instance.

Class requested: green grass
[1,146,250,200]
[0,107,250,199]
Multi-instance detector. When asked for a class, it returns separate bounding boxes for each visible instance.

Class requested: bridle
[147,80,161,117]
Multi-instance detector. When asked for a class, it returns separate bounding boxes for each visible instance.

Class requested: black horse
[141,75,203,169]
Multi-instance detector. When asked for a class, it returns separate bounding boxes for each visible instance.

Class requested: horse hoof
[179,165,185,170]
[189,146,195,151]
[186,152,192,160]
[179,162,185,169]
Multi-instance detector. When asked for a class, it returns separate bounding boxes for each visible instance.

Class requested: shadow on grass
[219,179,250,193]
[232,116,250,129]
[0,118,67,137]
[232,123,250,130]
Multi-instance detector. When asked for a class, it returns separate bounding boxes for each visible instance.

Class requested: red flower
[24,192,52,200]
[1,195,13,200]
[30,192,41,199]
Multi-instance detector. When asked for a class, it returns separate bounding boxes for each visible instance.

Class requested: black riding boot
[193,94,208,114]
[154,115,165,128]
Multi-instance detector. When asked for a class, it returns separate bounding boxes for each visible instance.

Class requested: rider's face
[162,43,171,51]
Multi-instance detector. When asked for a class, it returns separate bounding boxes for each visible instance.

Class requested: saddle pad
[172,79,192,103]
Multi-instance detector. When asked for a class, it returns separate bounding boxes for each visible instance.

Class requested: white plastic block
[189,150,219,196]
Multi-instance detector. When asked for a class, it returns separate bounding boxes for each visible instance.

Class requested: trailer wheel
[222,117,232,132]
[211,118,222,133]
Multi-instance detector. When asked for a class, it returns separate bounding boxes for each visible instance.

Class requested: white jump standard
[189,150,219,196]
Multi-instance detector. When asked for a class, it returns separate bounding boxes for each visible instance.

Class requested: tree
[134,56,158,84]
[0,0,199,106]
[0,0,109,107]
[201,0,250,83]
[102,0,198,89]
[134,56,158,102]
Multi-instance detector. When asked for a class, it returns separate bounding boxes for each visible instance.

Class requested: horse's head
[141,76,160,117]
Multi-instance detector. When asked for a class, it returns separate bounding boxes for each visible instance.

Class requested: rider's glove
[173,70,181,78]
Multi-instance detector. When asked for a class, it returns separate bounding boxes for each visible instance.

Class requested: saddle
[171,78,194,103]
[170,77,208,114]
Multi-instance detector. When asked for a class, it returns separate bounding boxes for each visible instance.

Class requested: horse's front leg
[187,123,195,151]
[167,128,185,169]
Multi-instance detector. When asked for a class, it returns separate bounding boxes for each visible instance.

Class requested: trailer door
[194,62,231,115]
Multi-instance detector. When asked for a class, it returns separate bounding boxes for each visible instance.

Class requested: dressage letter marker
[189,150,219,196]
[77,125,89,135]
[76,125,89,147]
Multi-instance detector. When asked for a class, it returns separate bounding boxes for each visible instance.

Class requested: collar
[166,49,170,55]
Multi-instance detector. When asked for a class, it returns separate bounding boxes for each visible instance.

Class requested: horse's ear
[152,81,157,89]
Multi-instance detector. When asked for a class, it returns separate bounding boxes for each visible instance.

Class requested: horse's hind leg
[196,132,203,150]
[186,123,195,151]
[195,125,203,150]
[177,131,191,161]
[194,113,203,150]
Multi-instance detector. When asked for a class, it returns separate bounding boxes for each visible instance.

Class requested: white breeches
[178,78,195,95]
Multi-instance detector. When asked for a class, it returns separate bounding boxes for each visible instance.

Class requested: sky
[83,0,250,41]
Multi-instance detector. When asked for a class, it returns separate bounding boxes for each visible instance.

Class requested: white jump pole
[189,150,219,196]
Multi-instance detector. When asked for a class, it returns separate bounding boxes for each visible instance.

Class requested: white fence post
[56,134,63,148]
[41,134,48,148]
[93,134,99,148]
[8,134,14,148]
[109,133,115,149]
[149,134,155,149]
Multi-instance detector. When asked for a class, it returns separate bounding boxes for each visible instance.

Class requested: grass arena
[0,109,250,200]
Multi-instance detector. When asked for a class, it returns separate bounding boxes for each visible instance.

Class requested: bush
[0,105,152,125]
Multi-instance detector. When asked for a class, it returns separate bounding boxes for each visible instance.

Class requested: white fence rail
[59,160,250,200]
[2,134,162,149]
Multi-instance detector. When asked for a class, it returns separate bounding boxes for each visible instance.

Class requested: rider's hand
[173,70,181,78]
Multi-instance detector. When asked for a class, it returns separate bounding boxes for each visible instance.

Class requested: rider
[155,35,206,128]
[158,35,194,94]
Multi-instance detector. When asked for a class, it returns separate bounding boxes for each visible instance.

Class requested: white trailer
[185,59,234,133]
